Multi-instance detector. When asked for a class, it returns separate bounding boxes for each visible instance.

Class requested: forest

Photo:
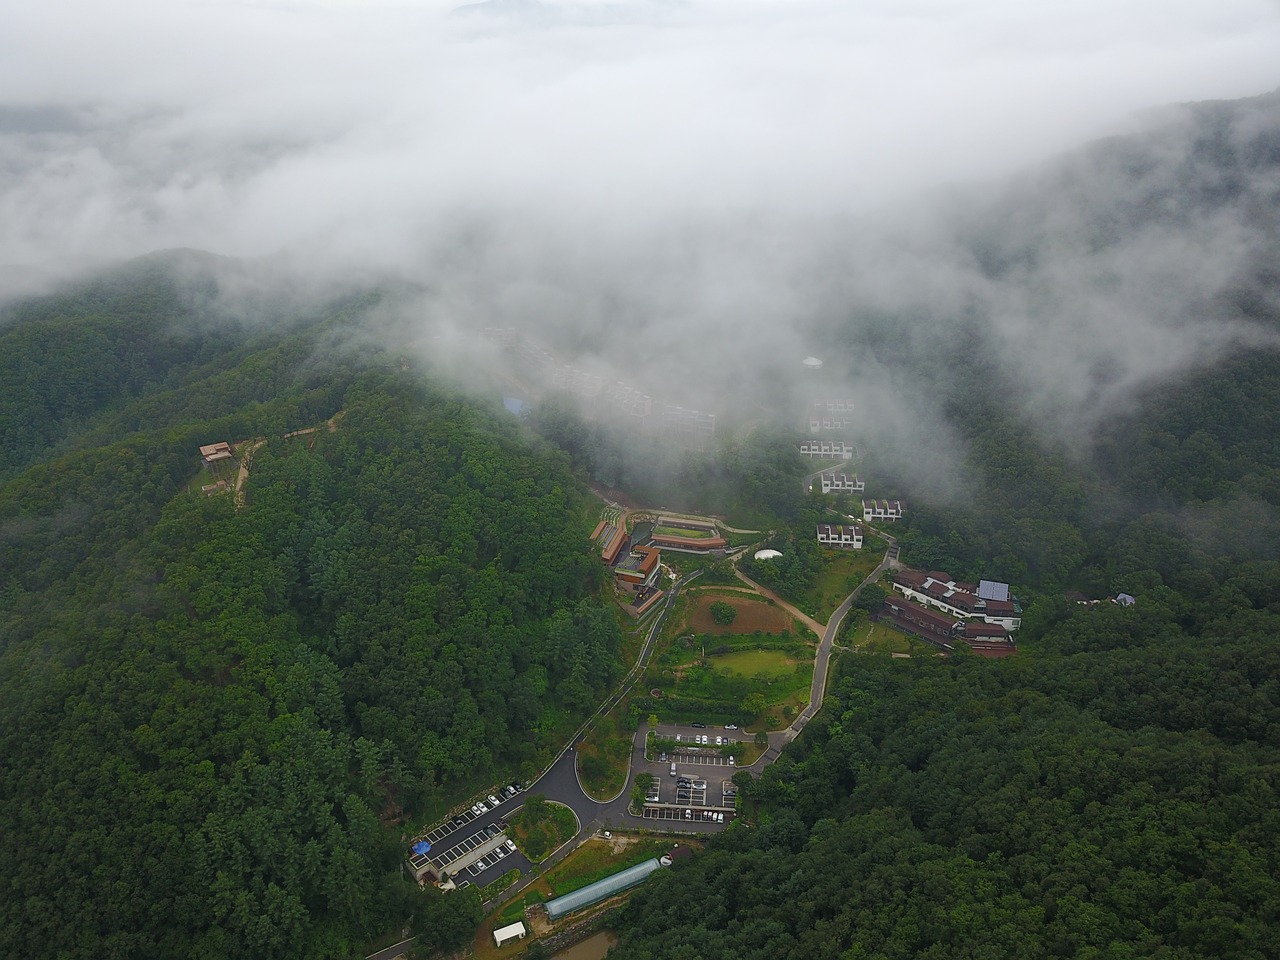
[0,266,622,959]
[3,92,1280,960]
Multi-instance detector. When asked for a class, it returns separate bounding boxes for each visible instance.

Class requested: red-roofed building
[615,545,662,594]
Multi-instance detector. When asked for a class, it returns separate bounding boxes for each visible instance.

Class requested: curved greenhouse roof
[545,858,662,920]
[754,549,783,561]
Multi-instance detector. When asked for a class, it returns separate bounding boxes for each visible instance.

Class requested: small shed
[493,921,527,947]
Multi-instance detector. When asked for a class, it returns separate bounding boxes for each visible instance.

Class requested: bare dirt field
[687,592,793,635]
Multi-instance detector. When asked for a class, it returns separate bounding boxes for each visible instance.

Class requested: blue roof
[545,858,662,920]
[411,840,431,855]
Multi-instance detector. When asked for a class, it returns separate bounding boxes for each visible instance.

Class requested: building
[892,568,1022,631]
[807,400,856,433]
[614,545,662,594]
[862,499,904,522]
[881,596,1018,657]
[799,440,854,459]
[818,472,864,494]
[660,404,717,445]
[604,381,653,419]
[649,518,727,553]
[882,596,960,644]
[493,921,527,947]
[199,442,234,468]
[816,524,863,549]
[545,858,663,921]
[595,523,629,565]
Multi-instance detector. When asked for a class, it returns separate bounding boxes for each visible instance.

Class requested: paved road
[371,519,896,957]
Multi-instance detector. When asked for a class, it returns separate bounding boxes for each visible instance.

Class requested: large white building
[892,569,1021,630]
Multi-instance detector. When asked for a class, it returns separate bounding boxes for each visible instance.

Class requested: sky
[2,0,1278,494]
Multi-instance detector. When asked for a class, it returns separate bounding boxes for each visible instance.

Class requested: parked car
[488,794,500,806]
[495,846,507,858]
[685,809,692,819]
[729,756,735,765]
[725,724,738,730]
[715,736,723,745]
[505,839,517,851]
[486,824,500,838]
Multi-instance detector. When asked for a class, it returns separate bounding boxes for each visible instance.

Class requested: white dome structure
[754,549,783,561]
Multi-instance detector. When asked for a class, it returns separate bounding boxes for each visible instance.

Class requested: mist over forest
[3,3,1280,959]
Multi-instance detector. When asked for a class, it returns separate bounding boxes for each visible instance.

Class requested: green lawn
[654,524,714,539]
[711,649,795,678]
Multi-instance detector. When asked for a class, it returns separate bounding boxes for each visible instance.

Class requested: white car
[506,839,517,851]
[725,724,738,730]
[715,736,723,746]
[488,794,500,806]
[729,756,735,765]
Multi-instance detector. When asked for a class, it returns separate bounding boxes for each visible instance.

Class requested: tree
[742,692,768,719]
[710,600,738,625]
[853,583,888,614]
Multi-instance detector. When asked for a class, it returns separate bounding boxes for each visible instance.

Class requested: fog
[3,0,1279,501]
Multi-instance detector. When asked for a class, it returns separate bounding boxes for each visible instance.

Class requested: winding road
[371,510,897,957]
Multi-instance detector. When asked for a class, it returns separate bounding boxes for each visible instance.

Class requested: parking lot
[642,804,731,823]
[463,838,518,878]
[674,779,707,806]
[675,750,735,767]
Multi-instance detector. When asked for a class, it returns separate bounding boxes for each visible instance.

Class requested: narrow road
[372,508,896,958]
[730,567,825,638]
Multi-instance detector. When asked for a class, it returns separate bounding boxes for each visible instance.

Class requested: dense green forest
[0,267,622,959]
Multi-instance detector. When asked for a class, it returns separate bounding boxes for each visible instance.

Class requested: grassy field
[491,835,693,927]
[711,648,796,677]
[850,620,935,655]
[802,537,888,620]
[654,524,714,539]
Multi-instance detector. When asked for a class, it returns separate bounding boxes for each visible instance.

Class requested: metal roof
[977,580,1010,602]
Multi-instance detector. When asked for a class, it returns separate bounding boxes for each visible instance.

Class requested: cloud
[1,0,1278,502]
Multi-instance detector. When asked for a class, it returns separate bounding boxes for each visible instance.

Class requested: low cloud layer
[2,0,1279,501]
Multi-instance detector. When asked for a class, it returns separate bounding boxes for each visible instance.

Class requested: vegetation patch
[711,648,797,678]
[654,523,715,539]
[479,869,521,903]
[509,795,578,862]
[576,728,633,801]
[543,836,675,898]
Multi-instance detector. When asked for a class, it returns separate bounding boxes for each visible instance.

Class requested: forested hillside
[0,269,620,959]
[614,573,1280,959]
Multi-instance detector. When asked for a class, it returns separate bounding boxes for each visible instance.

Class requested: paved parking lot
[675,751,735,767]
